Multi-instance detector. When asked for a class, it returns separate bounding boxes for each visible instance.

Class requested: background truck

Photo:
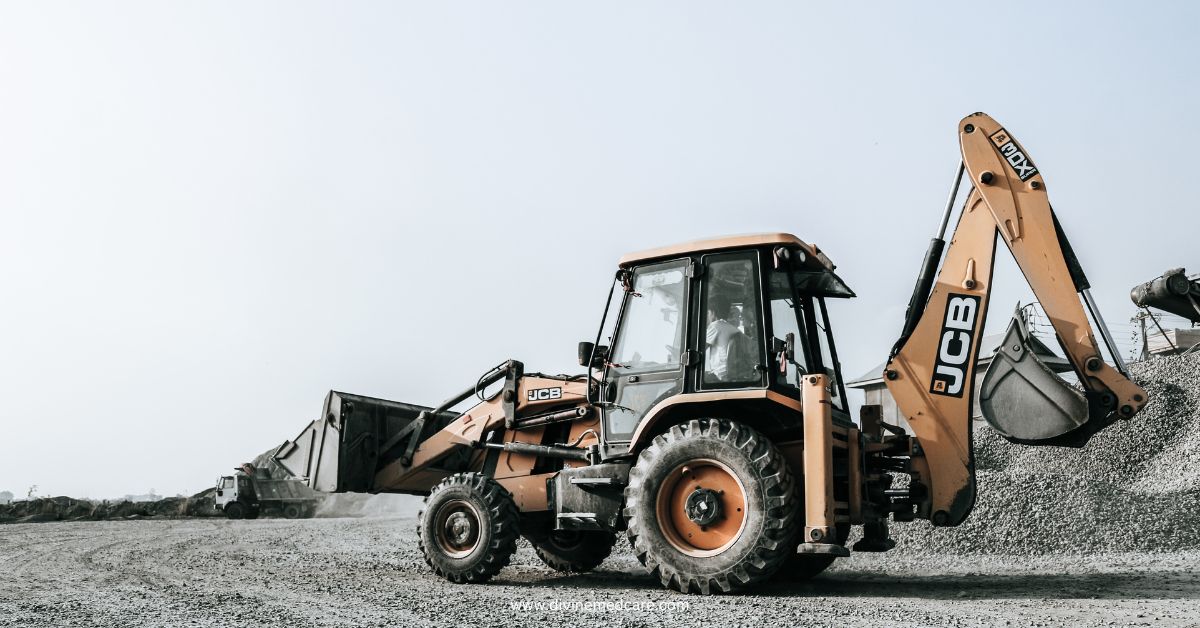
[214,463,323,520]
[273,113,1147,594]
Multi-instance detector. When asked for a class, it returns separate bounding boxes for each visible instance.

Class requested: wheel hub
[445,512,474,546]
[685,488,722,526]
[654,458,749,557]
[434,499,482,558]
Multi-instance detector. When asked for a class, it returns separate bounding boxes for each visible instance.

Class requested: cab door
[600,259,690,457]
[695,251,767,390]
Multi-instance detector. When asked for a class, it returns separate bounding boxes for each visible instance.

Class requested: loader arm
[883,112,1148,526]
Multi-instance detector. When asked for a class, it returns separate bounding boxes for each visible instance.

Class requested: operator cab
[582,234,856,457]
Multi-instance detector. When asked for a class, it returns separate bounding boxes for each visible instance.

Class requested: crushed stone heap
[890,351,1200,555]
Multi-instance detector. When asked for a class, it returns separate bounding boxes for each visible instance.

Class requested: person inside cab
[706,295,739,381]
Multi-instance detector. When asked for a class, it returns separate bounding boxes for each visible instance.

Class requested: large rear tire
[418,473,520,584]
[527,529,617,573]
[624,419,798,594]
[282,504,303,519]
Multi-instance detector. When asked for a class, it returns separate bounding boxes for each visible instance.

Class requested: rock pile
[890,351,1200,555]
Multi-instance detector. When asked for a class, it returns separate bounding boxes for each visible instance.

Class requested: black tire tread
[775,523,850,581]
[224,502,246,520]
[623,419,799,594]
[528,530,617,573]
[418,472,520,584]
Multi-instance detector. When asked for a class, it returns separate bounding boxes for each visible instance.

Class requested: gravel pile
[315,492,421,518]
[890,352,1200,555]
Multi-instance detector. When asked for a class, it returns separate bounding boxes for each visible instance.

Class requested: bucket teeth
[979,313,1090,443]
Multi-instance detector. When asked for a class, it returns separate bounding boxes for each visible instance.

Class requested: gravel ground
[2,516,1198,628]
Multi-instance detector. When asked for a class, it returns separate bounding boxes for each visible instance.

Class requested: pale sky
[1,2,1196,498]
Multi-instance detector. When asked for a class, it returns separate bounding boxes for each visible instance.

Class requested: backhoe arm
[883,113,1148,526]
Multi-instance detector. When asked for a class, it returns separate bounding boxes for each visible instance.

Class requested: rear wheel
[224,502,246,520]
[282,504,303,519]
[418,473,520,584]
[527,529,617,573]
[624,419,798,594]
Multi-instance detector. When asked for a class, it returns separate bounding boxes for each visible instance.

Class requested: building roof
[618,233,835,270]
[846,331,1072,389]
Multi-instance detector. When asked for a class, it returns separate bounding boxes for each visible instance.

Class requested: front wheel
[418,473,520,584]
[624,419,798,594]
[224,502,247,520]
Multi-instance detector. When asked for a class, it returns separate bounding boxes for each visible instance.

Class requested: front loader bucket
[979,314,1091,445]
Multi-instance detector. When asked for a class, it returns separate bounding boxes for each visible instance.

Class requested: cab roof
[618,233,835,270]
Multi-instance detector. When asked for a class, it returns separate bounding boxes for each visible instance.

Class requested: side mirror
[577,342,608,367]
[784,332,795,361]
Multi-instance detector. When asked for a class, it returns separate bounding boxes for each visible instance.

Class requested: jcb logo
[990,129,1039,182]
[930,294,980,398]
[526,387,562,402]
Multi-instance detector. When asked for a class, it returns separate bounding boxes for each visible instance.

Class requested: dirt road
[1,517,1197,627]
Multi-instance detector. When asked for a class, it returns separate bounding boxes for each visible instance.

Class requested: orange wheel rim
[655,458,748,557]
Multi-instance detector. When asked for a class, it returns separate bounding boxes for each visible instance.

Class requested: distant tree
[26,485,39,499]
[0,490,12,504]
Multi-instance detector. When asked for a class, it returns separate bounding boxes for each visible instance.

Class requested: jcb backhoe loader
[275,113,1147,594]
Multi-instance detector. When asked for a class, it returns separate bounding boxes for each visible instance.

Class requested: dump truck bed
[252,477,321,503]
[274,391,457,493]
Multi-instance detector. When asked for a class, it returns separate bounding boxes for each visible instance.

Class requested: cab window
[766,268,812,390]
[812,297,849,411]
[609,261,688,375]
[700,253,763,388]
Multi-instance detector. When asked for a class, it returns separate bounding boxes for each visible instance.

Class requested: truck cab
[213,473,259,519]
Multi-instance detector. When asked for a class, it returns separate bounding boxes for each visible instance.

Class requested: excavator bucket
[979,312,1091,444]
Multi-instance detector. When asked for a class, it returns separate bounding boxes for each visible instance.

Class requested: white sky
[1,2,1196,498]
